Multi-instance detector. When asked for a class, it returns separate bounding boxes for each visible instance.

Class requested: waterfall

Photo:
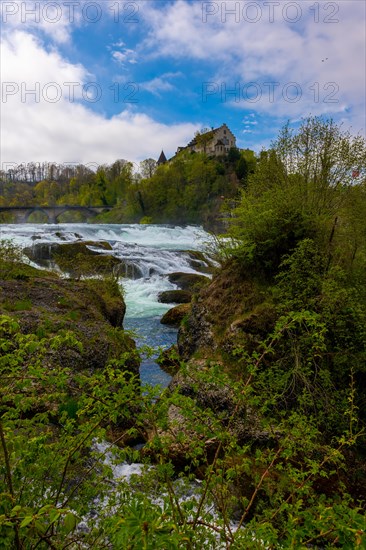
[0,223,213,386]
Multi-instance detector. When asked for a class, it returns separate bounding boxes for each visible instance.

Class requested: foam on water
[0,223,212,387]
[0,223,207,248]
[0,223,211,319]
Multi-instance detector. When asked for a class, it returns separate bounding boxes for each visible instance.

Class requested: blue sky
[1,0,365,167]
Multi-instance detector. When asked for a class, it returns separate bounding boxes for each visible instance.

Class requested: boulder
[167,272,209,291]
[158,290,192,304]
[160,303,191,326]
[24,241,113,264]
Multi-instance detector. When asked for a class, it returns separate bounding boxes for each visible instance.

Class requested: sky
[0,0,365,169]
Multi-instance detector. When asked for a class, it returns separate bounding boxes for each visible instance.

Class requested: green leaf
[64,512,77,533]
[19,516,34,528]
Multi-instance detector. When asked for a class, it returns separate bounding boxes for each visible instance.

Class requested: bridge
[0,205,112,224]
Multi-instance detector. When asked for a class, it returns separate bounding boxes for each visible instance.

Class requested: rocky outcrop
[184,250,216,274]
[160,303,191,327]
[177,261,276,361]
[158,290,192,304]
[24,241,112,264]
[0,272,138,374]
[178,302,216,360]
[24,241,146,279]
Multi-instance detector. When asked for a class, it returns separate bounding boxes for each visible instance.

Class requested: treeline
[0,149,256,225]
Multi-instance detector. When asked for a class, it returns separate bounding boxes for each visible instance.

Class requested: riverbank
[1,221,366,549]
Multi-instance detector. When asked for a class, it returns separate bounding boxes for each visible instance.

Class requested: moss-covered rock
[24,241,111,263]
[160,303,191,326]
[158,290,192,304]
[177,260,276,361]
[24,241,146,280]
[0,269,138,374]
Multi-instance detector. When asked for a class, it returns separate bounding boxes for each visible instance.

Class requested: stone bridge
[0,205,112,224]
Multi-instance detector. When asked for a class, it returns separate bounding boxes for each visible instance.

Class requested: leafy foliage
[1,117,366,548]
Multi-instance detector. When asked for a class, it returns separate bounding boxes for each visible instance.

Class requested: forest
[0,147,256,227]
[1,117,366,548]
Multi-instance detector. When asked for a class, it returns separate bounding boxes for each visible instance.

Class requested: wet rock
[167,272,209,291]
[158,290,192,304]
[160,303,191,326]
[24,241,110,264]
[24,242,120,277]
[114,262,144,279]
[55,232,68,241]
[185,250,215,274]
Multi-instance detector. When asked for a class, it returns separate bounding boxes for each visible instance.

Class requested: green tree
[228,117,366,277]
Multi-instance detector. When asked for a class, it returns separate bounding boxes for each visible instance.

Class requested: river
[0,223,242,546]
[0,223,212,386]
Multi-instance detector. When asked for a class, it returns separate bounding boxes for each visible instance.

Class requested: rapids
[0,223,212,386]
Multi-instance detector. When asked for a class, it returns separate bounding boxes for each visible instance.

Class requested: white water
[0,223,213,385]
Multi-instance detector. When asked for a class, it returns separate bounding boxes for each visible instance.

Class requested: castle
[177,123,236,157]
[157,123,237,165]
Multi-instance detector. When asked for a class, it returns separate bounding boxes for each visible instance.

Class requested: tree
[228,117,366,277]
[140,158,157,179]
[194,128,214,154]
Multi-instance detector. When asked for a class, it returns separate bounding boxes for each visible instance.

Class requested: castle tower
[157,150,167,165]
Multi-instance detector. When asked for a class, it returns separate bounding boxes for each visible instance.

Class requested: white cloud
[111,48,138,66]
[142,72,182,96]
[142,0,366,134]
[0,31,199,165]
[0,0,85,43]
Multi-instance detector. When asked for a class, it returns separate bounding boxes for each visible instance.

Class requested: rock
[0,274,139,374]
[177,261,276,361]
[81,240,113,251]
[24,243,60,265]
[24,242,121,277]
[167,272,210,291]
[113,262,144,279]
[160,303,191,326]
[55,232,67,241]
[158,290,192,304]
[24,241,108,263]
[178,302,216,360]
[184,250,215,274]
[156,345,181,375]
[23,242,147,280]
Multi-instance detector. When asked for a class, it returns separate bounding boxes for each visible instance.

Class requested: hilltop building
[157,150,167,165]
[176,123,236,157]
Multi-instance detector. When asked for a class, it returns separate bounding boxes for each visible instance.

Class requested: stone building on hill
[176,123,236,157]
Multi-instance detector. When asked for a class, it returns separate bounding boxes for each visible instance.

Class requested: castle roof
[186,124,230,148]
[157,150,167,165]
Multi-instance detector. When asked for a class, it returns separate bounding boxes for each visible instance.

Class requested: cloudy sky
[1,0,365,168]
